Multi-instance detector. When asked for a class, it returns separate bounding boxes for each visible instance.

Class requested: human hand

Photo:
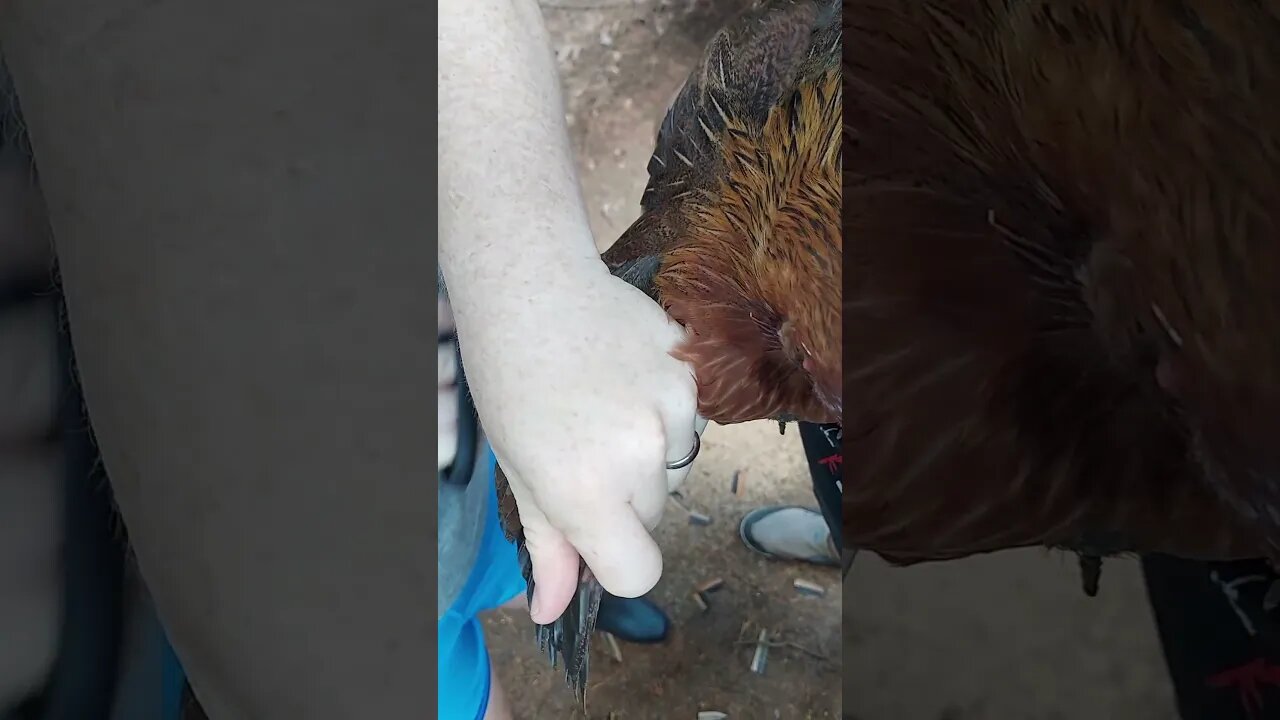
[454,267,704,624]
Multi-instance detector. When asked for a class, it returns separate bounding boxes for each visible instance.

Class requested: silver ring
[665,430,701,470]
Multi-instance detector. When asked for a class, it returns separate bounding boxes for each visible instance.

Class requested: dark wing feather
[495,466,603,708]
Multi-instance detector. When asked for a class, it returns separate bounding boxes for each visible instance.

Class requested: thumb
[563,503,663,599]
[513,495,582,625]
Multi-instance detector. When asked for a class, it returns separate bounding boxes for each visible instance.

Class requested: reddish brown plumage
[656,66,842,425]
[604,0,842,427]
[843,0,1280,567]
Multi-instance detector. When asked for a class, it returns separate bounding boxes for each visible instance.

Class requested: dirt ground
[486,2,1183,718]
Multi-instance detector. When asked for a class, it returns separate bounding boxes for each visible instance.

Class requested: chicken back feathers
[606,0,842,426]
[843,0,1280,567]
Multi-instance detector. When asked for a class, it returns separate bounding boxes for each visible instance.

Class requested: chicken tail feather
[515,544,603,709]
[498,465,603,708]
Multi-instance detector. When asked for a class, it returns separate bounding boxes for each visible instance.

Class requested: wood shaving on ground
[603,632,624,663]
[749,629,769,675]
[696,577,725,594]
[792,578,826,597]
[734,637,831,662]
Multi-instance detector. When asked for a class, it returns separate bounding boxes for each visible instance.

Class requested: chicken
[842,0,1280,586]
[496,0,841,704]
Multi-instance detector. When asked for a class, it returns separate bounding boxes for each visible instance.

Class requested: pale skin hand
[438,0,703,623]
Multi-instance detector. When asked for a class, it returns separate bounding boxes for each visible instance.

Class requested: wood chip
[730,470,743,496]
[688,511,713,526]
[750,629,769,675]
[698,712,728,720]
[696,577,725,594]
[793,578,826,597]
[692,591,710,612]
[603,632,624,663]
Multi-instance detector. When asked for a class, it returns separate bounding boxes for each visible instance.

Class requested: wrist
[447,251,610,326]
[443,251,612,362]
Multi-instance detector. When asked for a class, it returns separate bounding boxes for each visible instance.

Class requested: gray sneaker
[738,505,839,567]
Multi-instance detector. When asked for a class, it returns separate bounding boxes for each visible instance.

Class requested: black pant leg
[1142,555,1280,720]
[796,421,842,549]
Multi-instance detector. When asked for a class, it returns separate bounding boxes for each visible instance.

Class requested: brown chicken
[496,0,841,704]
[843,0,1280,585]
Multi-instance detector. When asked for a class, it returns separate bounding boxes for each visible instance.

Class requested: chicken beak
[607,255,663,303]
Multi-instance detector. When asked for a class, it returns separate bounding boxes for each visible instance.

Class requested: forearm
[3,2,433,718]
[437,0,605,323]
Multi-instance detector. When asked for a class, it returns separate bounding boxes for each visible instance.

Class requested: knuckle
[614,415,667,465]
